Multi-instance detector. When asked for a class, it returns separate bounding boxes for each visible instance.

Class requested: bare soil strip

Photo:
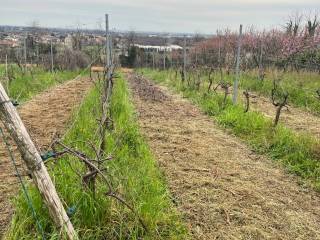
[0,77,92,237]
[128,73,320,240]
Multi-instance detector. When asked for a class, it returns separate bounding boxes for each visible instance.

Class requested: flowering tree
[191,13,320,72]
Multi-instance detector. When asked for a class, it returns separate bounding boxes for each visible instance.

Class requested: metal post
[108,27,113,67]
[152,50,155,69]
[218,35,221,66]
[105,14,113,99]
[105,14,110,70]
[195,49,198,65]
[5,54,9,94]
[258,39,263,80]
[24,35,27,69]
[183,36,187,81]
[163,52,166,70]
[232,24,243,104]
[50,39,54,72]
[98,13,113,158]
[5,54,8,79]
[36,44,39,66]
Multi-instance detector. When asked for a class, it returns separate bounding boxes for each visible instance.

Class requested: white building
[133,44,183,52]
[64,34,74,49]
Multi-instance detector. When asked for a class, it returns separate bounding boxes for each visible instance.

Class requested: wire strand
[0,127,46,240]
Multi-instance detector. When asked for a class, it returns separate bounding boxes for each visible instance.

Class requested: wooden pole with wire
[0,83,78,240]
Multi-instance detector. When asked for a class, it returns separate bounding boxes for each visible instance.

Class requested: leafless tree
[306,14,319,37]
[285,13,303,36]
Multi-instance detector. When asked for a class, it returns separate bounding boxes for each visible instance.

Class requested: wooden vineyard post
[0,83,78,240]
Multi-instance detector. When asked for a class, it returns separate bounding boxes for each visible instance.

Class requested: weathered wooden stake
[0,83,78,240]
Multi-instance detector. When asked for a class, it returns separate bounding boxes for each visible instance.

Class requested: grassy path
[0,77,92,237]
[5,72,188,239]
[128,72,320,239]
[0,65,82,102]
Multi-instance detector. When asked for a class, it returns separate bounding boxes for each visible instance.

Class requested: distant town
[0,25,210,53]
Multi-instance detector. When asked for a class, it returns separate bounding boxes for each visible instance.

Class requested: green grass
[0,64,82,102]
[164,67,320,115]
[138,68,320,190]
[239,69,320,115]
[6,73,188,239]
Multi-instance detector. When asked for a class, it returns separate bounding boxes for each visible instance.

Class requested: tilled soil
[0,77,92,237]
[128,72,320,240]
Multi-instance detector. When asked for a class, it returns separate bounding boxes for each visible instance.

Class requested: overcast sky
[0,0,319,33]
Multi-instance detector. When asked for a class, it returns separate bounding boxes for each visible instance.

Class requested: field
[1,61,320,239]
[1,11,320,240]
